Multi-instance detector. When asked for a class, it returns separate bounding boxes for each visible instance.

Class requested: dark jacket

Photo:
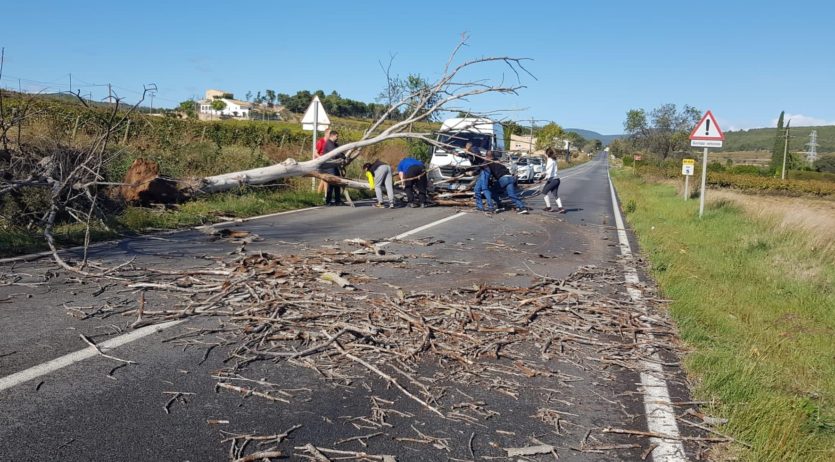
[322,140,345,172]
[323,140,344,159]
[486,161,511,180]
[368,159,385,171]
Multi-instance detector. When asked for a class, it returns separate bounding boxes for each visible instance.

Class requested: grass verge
[611,169,834,461]
[0,188,321,258]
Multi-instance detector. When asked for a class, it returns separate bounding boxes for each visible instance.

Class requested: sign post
[681,158,695,200]
[689,111,725,218]
[633,154,642,175]
[302,96,330,191]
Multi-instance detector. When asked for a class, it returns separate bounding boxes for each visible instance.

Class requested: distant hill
[565,128,624,146]
[721,125,835,154]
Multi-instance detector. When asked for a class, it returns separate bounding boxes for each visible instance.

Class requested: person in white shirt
[541,148,565,213]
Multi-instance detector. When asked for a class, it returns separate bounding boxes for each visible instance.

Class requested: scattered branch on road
[79,334,136,365]
[59,238,708,460]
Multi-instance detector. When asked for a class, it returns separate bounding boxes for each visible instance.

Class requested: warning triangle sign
[689,110,724,141]
[301,96,330,130]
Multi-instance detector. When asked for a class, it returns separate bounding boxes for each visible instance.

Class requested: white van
[428,118,506,190]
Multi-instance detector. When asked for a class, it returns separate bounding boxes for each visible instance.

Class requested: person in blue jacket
[396,157,430,207]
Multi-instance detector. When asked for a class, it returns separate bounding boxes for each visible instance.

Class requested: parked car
[514,157,534,183]
[528,156,544,181]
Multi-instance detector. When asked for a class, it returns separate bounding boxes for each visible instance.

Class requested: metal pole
[312,101,318,191]
[684,175,689,200]
[529,117,534,154]
[781,126,789,180]
[698,147,708,217]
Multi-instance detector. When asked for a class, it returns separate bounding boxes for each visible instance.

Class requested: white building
[198,89,253,120]
[509,134,536,153]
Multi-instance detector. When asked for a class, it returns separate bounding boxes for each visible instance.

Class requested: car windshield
[529,158,542,165]
[516,158,528,165]
[437,132,492,152]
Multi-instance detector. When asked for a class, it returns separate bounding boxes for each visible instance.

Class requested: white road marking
[377,212,468,247]
[607,171,687,461]
[0,211,466,391]
[0,320,184,392]
[202,205,322,230]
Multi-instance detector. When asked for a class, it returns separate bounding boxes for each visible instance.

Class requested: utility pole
[144,83,158,114]
[806,130,819,165]
[781,121,791,180]
[529,117,535,155]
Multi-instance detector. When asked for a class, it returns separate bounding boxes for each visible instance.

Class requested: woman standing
[541,147,566,213]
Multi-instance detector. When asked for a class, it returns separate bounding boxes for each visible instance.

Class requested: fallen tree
[0,38,531,273]
[121,35,532,202]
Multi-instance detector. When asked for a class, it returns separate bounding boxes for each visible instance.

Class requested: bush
[814,154,835,173]
[622,155,634,166]
[707,160,726,172]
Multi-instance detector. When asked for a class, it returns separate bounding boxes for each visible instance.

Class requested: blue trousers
[473,169,495,210]
[498,175,525,209]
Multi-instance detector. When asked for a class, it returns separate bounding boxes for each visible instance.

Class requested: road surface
[0,154,699,461]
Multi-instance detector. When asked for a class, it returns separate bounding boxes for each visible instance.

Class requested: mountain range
[565,128,624,145]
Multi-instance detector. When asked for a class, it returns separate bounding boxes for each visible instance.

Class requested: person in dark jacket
[321,131,345,206]
[484,153,528,214]
[396,157,429,207]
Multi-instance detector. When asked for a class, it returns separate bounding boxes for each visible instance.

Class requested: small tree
[178,100,198,119]
[536,122,565,150]
[770,111,785,175]
[210,99,227,113]
[624,104,700,159]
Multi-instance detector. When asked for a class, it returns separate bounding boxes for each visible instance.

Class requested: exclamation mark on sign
[705,119,711,136]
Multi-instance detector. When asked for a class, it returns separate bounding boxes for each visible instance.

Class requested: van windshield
[437,132,492,152]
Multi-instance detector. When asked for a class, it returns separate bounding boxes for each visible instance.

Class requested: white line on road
[607,171,687,461]
[377,211,468,247]
[0,320,184,392]
[0,211,466,392]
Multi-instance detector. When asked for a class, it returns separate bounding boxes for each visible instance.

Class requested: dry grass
[708,190,835,256]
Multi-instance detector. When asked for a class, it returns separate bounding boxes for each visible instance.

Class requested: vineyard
[628,163,835,197]
[3,92,435,180]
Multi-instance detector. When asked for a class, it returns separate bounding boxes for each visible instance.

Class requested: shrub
[814,154,835,173]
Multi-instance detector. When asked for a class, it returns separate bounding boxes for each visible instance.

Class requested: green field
[611,169,835,461]
[722,125,835,154]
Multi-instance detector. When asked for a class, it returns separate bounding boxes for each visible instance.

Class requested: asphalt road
[0,154,696,461]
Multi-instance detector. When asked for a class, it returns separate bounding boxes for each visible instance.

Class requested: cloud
[771,114,835,127]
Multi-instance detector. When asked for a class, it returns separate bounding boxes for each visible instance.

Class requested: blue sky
[2,0,833,134]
